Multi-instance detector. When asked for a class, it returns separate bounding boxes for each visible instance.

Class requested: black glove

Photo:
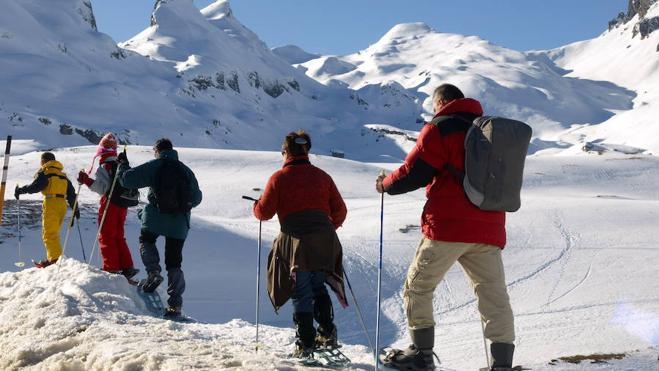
[74,205,81,220]
[14,185,21,200]
[117,151,129,165]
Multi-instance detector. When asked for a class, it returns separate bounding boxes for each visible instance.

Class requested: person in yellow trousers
[15,152,79,268]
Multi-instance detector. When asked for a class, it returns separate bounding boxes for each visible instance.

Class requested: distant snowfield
[537,2,659,155]
[1,147,658,370]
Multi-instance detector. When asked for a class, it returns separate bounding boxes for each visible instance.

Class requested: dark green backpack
[154,159,192,214]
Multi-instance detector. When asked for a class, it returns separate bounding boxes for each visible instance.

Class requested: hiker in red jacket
[253,130,348,360]
[77,133,138,279]
[377,84,515,371]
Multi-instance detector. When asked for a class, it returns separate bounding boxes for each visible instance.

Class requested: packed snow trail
[1,147,659,370]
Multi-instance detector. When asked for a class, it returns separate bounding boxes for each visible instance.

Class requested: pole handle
[242,195,259,202]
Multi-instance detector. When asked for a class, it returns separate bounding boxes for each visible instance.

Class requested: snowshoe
[141,271,163,293]
[312,346,351,368]
[163,306,195,323]
[378,346,441,371]
[136,279,166,316]
[32,258,57,268]
[290,343,319,367]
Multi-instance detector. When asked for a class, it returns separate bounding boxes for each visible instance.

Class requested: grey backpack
[431,115,532,212]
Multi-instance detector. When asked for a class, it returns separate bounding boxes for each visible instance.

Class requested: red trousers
[98,197,134,272]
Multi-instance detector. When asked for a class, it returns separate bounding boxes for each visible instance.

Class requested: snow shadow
[182,217,399,347]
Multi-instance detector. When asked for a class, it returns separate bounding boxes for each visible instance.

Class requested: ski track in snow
[544,214,578,309]
[507,214,575,293]
[545,263,592,307]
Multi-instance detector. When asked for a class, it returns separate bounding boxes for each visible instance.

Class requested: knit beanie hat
[96,133,118,157]
[86,133,118,171]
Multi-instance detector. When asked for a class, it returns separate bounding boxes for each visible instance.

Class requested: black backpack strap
[104,161,119,199]
[428,115,473,135]
[428,115,470,183]
[444,163,464,184]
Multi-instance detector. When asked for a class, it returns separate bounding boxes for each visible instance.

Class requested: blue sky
[94,0,627,55]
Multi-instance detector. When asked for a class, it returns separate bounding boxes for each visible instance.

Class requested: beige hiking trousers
[403,238,515,344]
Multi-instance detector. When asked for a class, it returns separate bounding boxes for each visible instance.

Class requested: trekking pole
[0,135,12,225]
[88,146,124,265]
[481,319,491,369]
[77,219,86,261]
[60,182,83,265]
[14,194,25,267]
[255,218,262,353]
[242,195,262,352]
[344,269,374,351]
[375,170,385,369]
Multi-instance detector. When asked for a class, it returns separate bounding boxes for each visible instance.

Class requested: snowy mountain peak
[382,22,434,40]
[150,0,196,27]
[202,0,233,20]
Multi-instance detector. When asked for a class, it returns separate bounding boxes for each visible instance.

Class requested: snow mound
[0,258,373,369]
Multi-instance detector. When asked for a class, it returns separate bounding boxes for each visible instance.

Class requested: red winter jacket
[382,98,506,248]
[254,155,347,229]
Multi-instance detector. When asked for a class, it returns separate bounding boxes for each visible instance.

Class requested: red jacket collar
[283,154,310,167]
[434,98,483,118]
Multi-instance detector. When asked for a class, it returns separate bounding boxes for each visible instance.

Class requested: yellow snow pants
[42,197,67,261]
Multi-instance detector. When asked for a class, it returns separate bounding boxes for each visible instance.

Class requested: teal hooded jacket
[119,150,202,240]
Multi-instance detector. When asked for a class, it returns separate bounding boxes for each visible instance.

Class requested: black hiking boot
[381,327,437,371]
[293,312,316,354]
[33,258,57,268]
[314,294,339,348]
[380,345,436,371]
[291,341,315,360]
[490,343,515,371]
[122,267,140,279]
[316,325,338,348]
[163,306,182,318]
[141,271,164,293]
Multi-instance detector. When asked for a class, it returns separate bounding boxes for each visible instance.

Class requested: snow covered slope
[0,0,419,161]
[272,44,320,65]
[1,146,658,369]
[299,23,636,153]
[539,1,659,154]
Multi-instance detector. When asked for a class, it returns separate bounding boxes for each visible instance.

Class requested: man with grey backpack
[118,138,202,319]
[376,84,531,371]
